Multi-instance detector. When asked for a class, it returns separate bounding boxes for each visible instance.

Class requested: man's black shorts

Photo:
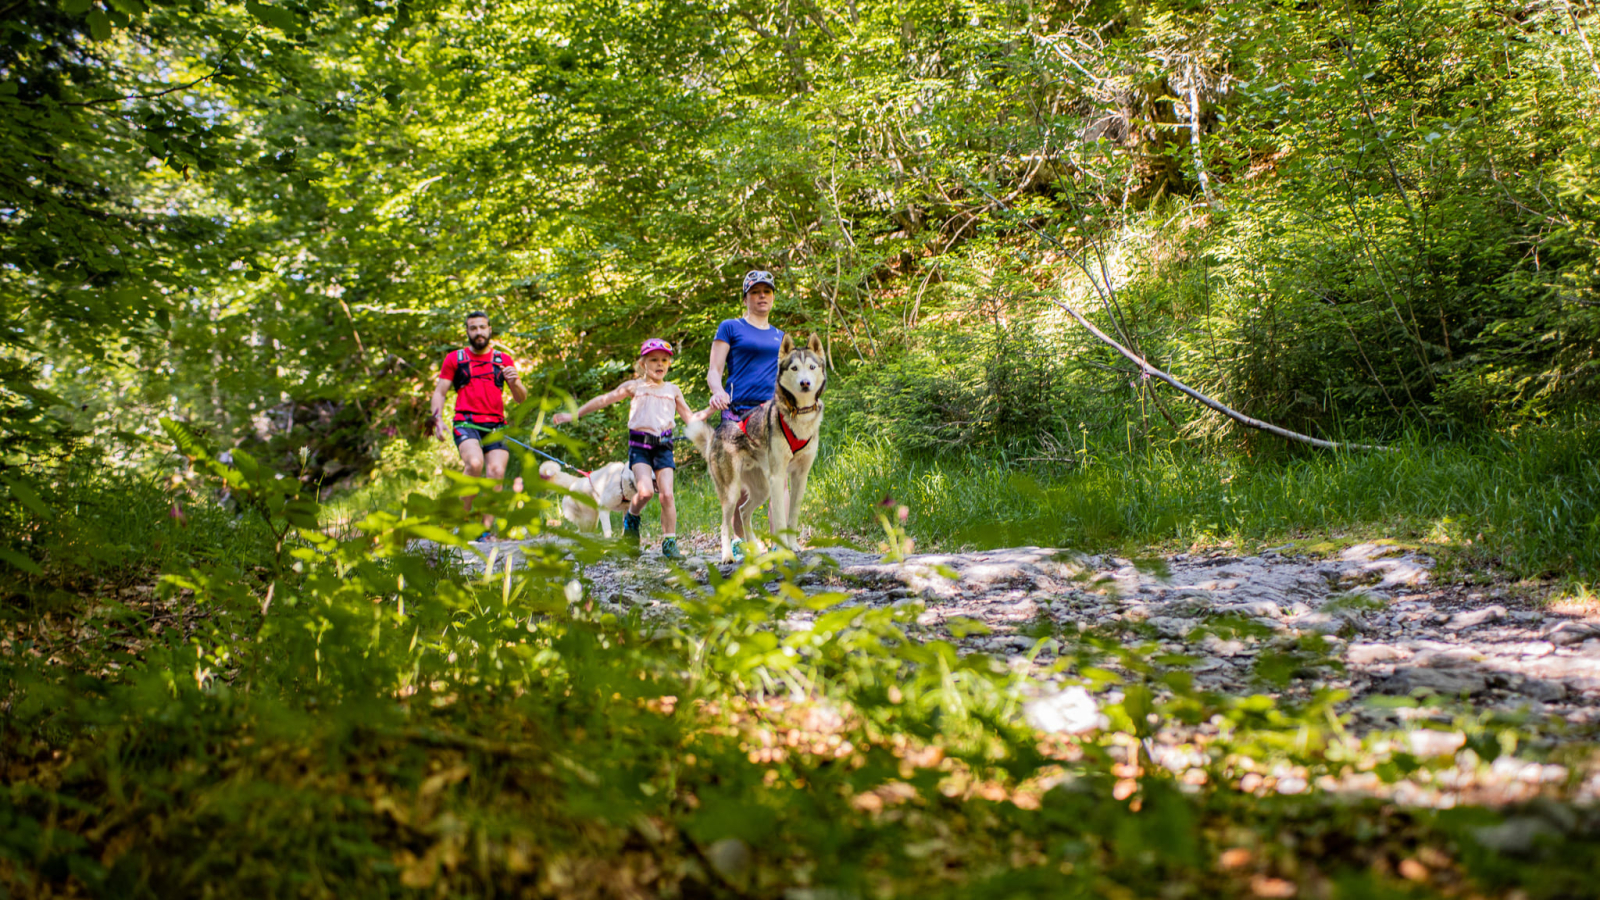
[453,416,507,453]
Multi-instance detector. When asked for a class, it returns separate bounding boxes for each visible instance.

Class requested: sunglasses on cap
[743,270,776,294]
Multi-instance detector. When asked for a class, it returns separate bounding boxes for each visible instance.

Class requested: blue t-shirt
[714,317,786,410]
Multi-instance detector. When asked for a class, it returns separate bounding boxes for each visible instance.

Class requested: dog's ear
[780,334,795,357]
[807,333,824,356]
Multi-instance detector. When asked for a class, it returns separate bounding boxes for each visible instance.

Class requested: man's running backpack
[451,349,506,390]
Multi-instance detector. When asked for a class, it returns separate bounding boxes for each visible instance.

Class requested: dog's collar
[790,402,820,414]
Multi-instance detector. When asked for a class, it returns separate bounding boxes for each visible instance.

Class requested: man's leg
[458,440,485,516]
[482,448,510,534]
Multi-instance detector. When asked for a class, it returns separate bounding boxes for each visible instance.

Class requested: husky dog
[685,334,826,563]
[537,460,637,537]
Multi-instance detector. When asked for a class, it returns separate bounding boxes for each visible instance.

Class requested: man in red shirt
[430,311,528,536]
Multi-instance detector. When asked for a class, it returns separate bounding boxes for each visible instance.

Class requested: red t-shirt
[439,349,514,421]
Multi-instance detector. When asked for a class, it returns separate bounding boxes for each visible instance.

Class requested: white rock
[1445,605,1507,631]
[1347,643,1410,665]
[1406,729,1466,757]
[706,838,752,880]
[1546,621,1600,646]
[1024,687,1108,735]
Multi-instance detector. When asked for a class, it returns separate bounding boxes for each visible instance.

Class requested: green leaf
[2,477,54,521]
[161,418,210,461]
[86,8,112,40]
[945,617,990,638]
[0,547,42,575]
[63,0,93,14]
[245,0,298,32]
[105,0,145,15]
[231,448,260,483]
[406,524,467,547]
[285,499,320,529]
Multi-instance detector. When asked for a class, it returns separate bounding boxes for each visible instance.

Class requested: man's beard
[469,334,491,351]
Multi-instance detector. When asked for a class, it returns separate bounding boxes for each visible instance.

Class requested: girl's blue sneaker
[661,536,681,560]
[622,512,642,546]
[730,538,745,562]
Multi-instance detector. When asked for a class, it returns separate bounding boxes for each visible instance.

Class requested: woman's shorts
[627,430,675,471]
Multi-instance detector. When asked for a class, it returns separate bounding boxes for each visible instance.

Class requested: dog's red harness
[739,410,811,454]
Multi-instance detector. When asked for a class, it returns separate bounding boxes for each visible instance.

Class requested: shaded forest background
[7,0,1600,492]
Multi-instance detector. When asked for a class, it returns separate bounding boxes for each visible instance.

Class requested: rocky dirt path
[458,536,1600,733]
[446,534,1600,818]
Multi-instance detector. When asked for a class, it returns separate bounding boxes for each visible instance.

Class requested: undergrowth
[754,425,1600,584]
[322,422,1600,588]
[2,424,1599,898]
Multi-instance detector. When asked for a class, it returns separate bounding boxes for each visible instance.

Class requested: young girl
[553,338,702,558]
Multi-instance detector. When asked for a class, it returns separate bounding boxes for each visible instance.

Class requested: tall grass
[315,423,1599,582]
[674,425,1600,581]
[1,463,280,614]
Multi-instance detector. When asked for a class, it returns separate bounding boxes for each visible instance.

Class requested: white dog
[537,460,637,537]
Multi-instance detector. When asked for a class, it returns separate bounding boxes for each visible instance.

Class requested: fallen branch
[1048,297,1389,451]
[949,167,1389,452]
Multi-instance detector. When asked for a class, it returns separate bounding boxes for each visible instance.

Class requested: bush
[828,321,1076,457]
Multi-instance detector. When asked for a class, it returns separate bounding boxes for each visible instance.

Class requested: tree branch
[1050,295,1389,451]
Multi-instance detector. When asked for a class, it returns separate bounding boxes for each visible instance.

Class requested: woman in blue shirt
[707,269,786,423]
[706,269,786,560]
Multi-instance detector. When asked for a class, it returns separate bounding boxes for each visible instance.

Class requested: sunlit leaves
[244,0,298,33]
[85,7,111,39]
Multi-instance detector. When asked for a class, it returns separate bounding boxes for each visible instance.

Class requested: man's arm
[430,378,453,440]
[502,360,529,404]
[707,340,731,410]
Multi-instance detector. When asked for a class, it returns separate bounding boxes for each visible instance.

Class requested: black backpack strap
[492,351,505,389]
[451,349,470,389]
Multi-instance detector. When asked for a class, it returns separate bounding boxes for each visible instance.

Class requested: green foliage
[9,0,1600,891]
[6,453,1599,898]
[10,0,1600,479]
[791,425,1600,580]
[829,318,1080,457]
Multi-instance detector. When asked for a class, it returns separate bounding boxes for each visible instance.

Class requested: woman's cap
[743,270,776,295]
[639,338,675,358]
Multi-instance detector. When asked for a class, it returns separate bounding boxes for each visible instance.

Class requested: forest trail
[455,537,1600,739]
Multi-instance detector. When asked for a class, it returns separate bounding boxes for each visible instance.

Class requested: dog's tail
[684,416,715,459]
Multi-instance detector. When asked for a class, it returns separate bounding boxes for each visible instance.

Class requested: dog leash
[508,437,591,477]
[456,421,591,476]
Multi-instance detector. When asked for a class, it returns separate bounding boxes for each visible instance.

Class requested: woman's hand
[551,412,572,426]
[709,389,732,411]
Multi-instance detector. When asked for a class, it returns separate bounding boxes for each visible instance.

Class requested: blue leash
[508,436,590,476]
[458,421,589,476]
